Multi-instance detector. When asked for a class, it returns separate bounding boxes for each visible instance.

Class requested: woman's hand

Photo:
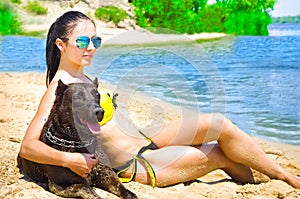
[64,153,98,178]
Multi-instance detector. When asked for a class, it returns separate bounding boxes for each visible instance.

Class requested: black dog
[17,79,137,199]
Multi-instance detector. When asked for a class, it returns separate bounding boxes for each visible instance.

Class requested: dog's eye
[91,90,100,98]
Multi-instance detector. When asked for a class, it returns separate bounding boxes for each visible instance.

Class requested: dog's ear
[93,78,99,88]
[112,93,118,109]
[56,79,68,97]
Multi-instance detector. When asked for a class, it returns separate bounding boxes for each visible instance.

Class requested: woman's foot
[283,172,300,189]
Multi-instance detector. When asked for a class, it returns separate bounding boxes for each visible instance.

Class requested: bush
[222,0,273,35]
[11,0,21,4]
[95,6,128,25]
[0,1,23,35]
[24,0,48,15]
[224,11,271,35]
[199,4,227,33]
[132,0,206,34]
[132,0,274,35]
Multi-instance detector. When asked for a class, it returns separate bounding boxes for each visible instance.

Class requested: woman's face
[62,20,98,68]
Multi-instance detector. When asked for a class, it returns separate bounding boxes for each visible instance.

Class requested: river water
[0,23,299,145]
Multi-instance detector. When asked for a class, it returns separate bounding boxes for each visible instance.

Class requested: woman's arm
[19,82,97,178]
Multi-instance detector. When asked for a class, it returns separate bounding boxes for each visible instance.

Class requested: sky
[271,0,300,17]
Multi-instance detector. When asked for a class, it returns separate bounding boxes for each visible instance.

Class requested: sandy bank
[0,72,299,199]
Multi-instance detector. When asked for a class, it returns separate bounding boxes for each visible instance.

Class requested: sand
[1,1,299,198]
[0,72,299,199]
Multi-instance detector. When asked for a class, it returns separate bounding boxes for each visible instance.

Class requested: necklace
[45,128,95,148]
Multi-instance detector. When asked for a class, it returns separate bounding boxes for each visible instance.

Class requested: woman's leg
[126,144,254,187]
[149,113,300,188]
[215,115,300,188]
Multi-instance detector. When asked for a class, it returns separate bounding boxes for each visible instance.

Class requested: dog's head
[55,78,104,137]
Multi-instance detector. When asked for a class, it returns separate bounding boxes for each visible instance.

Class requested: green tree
[0,1,23,35]
[199,2,227,32]
[132,0,208,34]
[132,0,276,35]
[223,0,275,35]
[272,16,300,23]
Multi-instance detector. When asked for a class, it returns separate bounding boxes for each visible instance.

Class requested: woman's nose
[87,40,95,50]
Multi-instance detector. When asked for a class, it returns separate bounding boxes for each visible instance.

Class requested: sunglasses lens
[76,36,90,49]
[75,36,101,49]
[92,37,102,49]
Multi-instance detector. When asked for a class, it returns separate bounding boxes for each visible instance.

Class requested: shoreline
[100,29,227,46]
[20,22,228,46]
[1,71,300,150]
[0,72,299,198]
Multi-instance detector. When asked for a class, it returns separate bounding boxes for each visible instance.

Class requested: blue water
[0,24,299,145]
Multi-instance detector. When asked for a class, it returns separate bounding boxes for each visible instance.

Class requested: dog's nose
[94,107,104,122]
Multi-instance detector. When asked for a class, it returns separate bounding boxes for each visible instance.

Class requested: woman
[19,11,300,189]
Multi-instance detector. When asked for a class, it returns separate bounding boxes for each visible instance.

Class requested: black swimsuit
[113,131,158,187]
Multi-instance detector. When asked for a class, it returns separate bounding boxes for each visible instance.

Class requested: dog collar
[46,128,95,148]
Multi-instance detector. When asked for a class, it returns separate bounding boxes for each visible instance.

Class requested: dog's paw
[120,186,138,199]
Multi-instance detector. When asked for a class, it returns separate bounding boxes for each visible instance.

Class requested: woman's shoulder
[38,81,58,109]
[50,73,72,86]
[52,71,95,85]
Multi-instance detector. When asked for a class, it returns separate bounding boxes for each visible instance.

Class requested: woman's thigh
[148,113,226,147]
[130,144,225,187]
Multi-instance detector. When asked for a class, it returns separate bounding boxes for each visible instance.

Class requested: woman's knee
[201,143,231,168]
[198,113,234,142]
[208,113,238,138]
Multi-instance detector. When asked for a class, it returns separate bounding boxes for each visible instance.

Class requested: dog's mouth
[80,119,101,135]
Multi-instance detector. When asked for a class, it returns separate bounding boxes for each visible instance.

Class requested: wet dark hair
[46,11,95,87]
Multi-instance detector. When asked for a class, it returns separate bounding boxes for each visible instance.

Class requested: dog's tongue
[86,122,101,135]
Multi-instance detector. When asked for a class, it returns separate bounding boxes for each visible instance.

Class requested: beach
[0,72,299,199]
[1,1,300,198]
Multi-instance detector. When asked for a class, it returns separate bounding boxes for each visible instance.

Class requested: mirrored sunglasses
[60,36,102,49]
